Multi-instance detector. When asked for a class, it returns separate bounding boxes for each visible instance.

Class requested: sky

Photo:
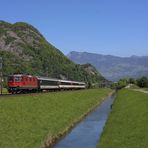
[0,0,148,57]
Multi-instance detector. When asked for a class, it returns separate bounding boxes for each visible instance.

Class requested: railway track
[0,93,39,98]
[0,90,57,97]
[0,89,82,98]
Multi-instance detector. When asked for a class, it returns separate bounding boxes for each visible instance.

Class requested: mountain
[67,51,148,81]
[0,21,107,86]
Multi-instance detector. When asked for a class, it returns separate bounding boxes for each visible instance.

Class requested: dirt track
[132,89,148,94]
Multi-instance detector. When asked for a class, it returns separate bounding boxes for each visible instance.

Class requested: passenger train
[7,74,86,94]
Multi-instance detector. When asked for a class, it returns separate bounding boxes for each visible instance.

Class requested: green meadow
[0,88,111,148]
[1,88,8,94]
[98,89,148,148]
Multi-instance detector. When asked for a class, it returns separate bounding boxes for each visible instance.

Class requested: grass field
[98,89,148,148]
[0,88,112,148]
[0,88,8,94]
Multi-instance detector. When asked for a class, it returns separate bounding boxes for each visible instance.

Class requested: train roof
[37,76,59,81]
[59,79,85,84]
[9,74,36,77]
[9,74,23,77]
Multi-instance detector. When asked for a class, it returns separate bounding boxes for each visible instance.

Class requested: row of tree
[111,76,148,89]
[136,77,148,87]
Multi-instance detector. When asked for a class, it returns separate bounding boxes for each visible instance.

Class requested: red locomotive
[8,74,38,93]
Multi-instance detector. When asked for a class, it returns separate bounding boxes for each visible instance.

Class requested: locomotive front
[7,74,38,93]
[7,74,23,93]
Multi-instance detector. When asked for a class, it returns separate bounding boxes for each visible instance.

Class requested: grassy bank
[0,88,111,148]
[98,89,148,148]
[1,88,8,94]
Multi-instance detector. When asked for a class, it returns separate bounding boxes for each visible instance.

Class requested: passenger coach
[37,77,59,90]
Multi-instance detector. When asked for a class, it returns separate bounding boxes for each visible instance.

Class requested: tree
[137,76,148,87]
[129,77,136,84]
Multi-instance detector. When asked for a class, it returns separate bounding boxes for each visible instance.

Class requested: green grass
[1,88,8,94]
[98,89,148,148]
[0,88,111,148]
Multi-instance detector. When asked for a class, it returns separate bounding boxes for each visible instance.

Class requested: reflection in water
[54,93,116,148]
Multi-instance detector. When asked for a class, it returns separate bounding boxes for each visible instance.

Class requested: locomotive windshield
[14,76,22,82]
[8,76,22,82]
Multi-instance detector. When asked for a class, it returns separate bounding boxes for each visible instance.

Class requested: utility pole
[0,57,3,95]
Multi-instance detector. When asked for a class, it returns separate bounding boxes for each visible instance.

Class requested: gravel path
[132,89,148,94]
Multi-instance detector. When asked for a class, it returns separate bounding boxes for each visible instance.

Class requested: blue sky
[0,0,148,57]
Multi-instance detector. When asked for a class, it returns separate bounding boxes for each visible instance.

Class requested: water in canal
[54,93,116,148]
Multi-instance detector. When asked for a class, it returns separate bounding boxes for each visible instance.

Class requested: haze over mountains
[67,51,148,81]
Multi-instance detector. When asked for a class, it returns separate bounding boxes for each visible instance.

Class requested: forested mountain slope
[0,21,107,85]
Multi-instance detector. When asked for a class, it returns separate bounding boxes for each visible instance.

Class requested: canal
[54,93,116,148]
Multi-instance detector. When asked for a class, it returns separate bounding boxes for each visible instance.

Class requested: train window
[14,76,22,82]
[74,83,79,85]
[61,82,71,85]
[29,78,32,81]
[40,80,58,85]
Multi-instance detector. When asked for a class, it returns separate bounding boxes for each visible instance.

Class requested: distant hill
[0,21,107,86]
[67,51,148,81]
